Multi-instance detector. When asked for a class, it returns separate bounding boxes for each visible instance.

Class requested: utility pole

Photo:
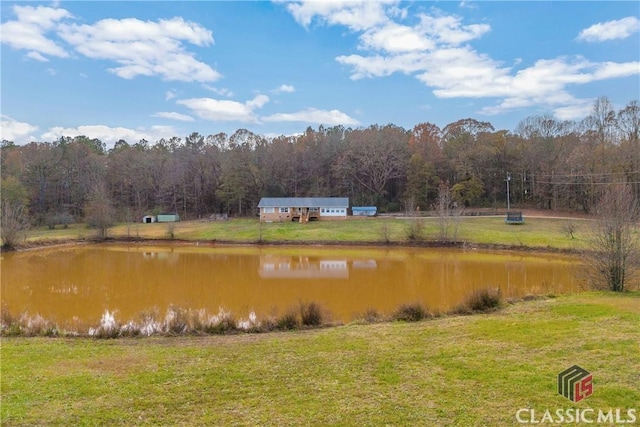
[506,172,511,211]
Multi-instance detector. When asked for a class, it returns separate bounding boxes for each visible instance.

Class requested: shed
[142,215,156,224]
[156,213,180,223]
[258,197,349,223]
[352,206,377,217]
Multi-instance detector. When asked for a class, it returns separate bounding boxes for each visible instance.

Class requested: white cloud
[177,95,270,122]
[284,2,640,123]
[275,84,296,93]
[1,7,221,82]
[551,101,595,121]
[263,108,360,126]
[477,57,640,117]
[0,5,70,59]
[165,90,177,101]
[284,0,393,32]
[337,51,430,79]
[247,95,270,109]
[202,85,235,97]
[0,116,39,143]
[360,22,435,53]
[458,1,477,9]
[152,112,194,122]
[26,51,50,62]
[40,124,178,148]
[417,14,490,46]
[57,16,220,82]
[418,47,510,98]
[577,16,640,42]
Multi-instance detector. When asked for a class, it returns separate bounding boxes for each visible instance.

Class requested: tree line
[2,96,639,228]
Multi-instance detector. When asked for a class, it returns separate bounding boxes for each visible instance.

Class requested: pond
[1,244,582,331]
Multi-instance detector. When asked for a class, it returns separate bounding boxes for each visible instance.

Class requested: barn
[142,213,180,223]
[156,213,180,223]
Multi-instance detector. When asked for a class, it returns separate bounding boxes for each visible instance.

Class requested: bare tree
[436,181,462,241]
[84,182,115,240]
[335,124,409,206]
[586,181,639,291]
[1,177,29,249]
[1,202,29,249]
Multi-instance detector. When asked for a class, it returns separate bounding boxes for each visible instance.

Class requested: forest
[1,96,639,228]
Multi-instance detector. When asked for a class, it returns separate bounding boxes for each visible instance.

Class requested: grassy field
[2,292,638,426]
[22,214,593,251]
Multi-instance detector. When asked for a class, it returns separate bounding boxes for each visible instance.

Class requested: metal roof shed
[156,213,180,223]
[352,206,377,216]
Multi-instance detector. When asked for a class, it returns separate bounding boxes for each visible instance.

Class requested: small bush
[165,306,189,334]
[454,288,502,314]
[405,219,425,241]
[237,311,260,332]
[363,308,382,323]
[213,308,238,334]
[300,302,323,327]
[259,316,278,332]
[562,221,578,239]
[1,304,15,328]
[276,311,300,330]
[89,310,120,338]
[120,322,142,337]
[394,303,429,322]
[380,223,391,244]
[166,223,176,240]
[205,316,237,334]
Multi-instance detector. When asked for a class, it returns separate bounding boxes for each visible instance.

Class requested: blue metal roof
[258,197,349,208]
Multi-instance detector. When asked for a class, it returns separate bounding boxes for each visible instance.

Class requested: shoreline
[2,235,583,255]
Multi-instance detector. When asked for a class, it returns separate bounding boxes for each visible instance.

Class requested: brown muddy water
[1,244,583,329]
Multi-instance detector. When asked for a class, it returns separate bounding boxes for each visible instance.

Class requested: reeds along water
[1,291,506,338]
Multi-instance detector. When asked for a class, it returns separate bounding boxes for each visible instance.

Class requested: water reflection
[259,256,352,279]
[1,244,582,327]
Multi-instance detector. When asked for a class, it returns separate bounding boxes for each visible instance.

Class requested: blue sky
[1,1,639,147]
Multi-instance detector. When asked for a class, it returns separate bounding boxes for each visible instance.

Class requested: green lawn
[23,215,593,251]
[2,292,638,426]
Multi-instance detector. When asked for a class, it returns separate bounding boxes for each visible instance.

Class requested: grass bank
[20,215,593,251]
[2,292,638,426]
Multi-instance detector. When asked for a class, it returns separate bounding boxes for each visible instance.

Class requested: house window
[263,207,275,214]
[279,207,289,213]
[321,208,325,213]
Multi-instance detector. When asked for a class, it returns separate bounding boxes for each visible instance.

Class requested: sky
[1,1,639,148]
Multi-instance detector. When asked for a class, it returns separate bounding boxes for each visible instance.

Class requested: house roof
[258,197,349,208]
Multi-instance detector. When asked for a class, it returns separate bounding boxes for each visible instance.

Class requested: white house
[258,197,349,223]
